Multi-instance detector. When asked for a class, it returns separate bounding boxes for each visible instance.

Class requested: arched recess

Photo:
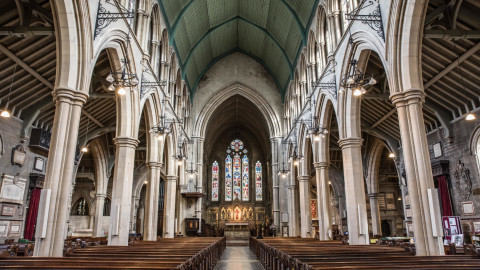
[194,83,282,138]
[315,5,328,72]
[337,30,388,140]
[51,0,92,92]
[159,29,169,80]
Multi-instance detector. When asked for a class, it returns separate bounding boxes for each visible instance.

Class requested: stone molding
[113,137,140,148]
[338,137,363,149]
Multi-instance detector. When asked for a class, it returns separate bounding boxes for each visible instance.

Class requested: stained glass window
[225,156,232,201]
[233,154,241,200]
[242,155,249,201]
[212,161,219,201]
[255,161,262,201]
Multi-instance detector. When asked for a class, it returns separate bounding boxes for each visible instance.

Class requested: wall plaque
[1,204,15,216]
[433,143,442,158]
[8,221,21,236]
[0,221,9,236]
[0,174,27,204]
[11,145,26,166]
[462,201,475,216]
[33,157,44,172]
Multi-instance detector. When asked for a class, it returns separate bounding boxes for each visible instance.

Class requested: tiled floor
[215,246,263,270]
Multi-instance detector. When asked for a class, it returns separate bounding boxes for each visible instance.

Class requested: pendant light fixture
[81,105,91,153]
[453,40,476,121]
[1,64,18,118]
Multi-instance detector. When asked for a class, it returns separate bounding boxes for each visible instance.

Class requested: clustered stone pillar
[143,162,162,240]
[109,137,139,246]
[34,88,87,257]
[391,90,444,256]
[177,160,186,235]
[368,193,382,236]
[338,137,369,245]
[314,162,331,240]
[164,175,178,238]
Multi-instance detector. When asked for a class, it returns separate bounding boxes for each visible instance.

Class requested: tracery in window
[233,153,241,200]
[255,161,262,201]
[225,155,232,201]
[212,161,219,201]
[242,155,249,201]
[72,197,89,216]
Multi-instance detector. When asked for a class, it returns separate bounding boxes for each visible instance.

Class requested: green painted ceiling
[158,0,318,97]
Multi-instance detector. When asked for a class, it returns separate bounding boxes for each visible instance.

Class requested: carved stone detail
[453,160,472,200]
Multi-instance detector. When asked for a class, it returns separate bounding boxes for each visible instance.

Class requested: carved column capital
[313,162,329,169]
[390,89,426,107]
[113,137,139,148]
[338,137,363,149]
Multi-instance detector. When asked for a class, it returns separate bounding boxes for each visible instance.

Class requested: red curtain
[24,188,41,241]
[437,176,453,217]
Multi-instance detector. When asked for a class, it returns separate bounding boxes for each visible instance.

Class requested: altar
[224,222,250,241]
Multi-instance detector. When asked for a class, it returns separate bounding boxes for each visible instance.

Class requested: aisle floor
[215,246,263,270]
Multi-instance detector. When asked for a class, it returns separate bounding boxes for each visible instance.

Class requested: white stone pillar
[94,193,107,237]
[270,137,281,229]
[368,193,382,236]
[143,162,162,240]
[135,8,150,53]
[195,138,205,233]
[150,40,160,73]
[287,161,298,237]
[177,161,186,235]
[109,137,139,246]
[163,175,177,238]
[34,88,87,257]
[338,137,369,245]
[298,175,311,238]
[314,162,331,240]
[391,90,444,255]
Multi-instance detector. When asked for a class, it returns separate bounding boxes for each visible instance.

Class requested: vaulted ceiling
[158,0,318,96]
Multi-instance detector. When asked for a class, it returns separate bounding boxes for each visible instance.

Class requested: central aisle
[215,246,263,270]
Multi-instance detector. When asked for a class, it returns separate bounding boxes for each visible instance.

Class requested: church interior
[0,0,480,268]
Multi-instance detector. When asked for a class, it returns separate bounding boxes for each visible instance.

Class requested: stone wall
[0,117,48,242]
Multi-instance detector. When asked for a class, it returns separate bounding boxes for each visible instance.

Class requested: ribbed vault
[158,0,318,96]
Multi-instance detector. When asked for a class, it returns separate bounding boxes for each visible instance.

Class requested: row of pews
[0,237,225,269]
[250,237,480,269]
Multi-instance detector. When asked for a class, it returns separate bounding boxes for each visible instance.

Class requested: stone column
[195,138,205,233]
[135,8,150,53]
[298,175,311,238]
[143,162,162,240]
[150,40,159,73]
[177,161,186,235]
[287,161,298,237]
[34,88,87,257]
[314,162,331,240]
[368,193,382,236]
[164,175,178,238]
[93,193,107,237]
[338,137,369,245]
[108,137,139,246]
[270,137,281,229]
[391,90,444,256]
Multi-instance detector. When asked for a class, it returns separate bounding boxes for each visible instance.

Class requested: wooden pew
[250,237,480,270]
[0,237,226,269]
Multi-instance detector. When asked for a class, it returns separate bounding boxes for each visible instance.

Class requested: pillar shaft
[298,175,311,238]
[163,175,177,238]
[314,162,331,240]
[338,137,369,245]
[34,89,87,257]
[109,137,139,246]
[270,137,281,228]
[94,193,107,237]
[195,138,205,233]
[368,193,382,236]
[392,90,444,255]
[144,162,162,240]
[287,161,298,237]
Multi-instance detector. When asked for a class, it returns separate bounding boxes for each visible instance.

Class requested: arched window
[72,197,89,216]
[212,161,219,201]
[225,155,232,201]
[255,161,262,201]
[242,155,249,201]
[103,198,111,216]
